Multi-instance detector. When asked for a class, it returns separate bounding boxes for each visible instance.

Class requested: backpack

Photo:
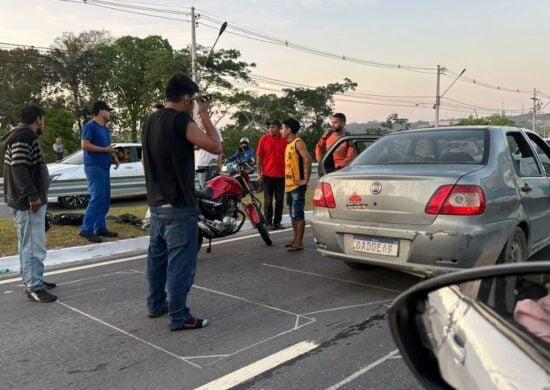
[53,213,85,226]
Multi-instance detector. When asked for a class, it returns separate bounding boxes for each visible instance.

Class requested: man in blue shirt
[79,101,119,243]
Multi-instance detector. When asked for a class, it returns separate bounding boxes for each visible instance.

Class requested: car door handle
[445,327,466,365]
[520,183,532,192]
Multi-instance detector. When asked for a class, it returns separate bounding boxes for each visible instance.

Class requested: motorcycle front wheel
[253,203,272,246]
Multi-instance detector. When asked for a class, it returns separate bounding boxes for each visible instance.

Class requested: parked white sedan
[47,143,145,208]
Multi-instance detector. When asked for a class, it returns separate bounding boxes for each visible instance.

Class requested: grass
[0,188,315,258]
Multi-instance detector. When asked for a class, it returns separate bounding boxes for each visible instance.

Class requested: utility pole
[434,65,441,127]
[191,7,198,84]
[531,88,539,132]
[434,66,465,127]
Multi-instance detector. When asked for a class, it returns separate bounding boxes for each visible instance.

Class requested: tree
[44,30,113,133]
[230,79,357,153]
[456,114,515,126]
[103,35,182,142]
[40,108,79,163]
[0,48,47,130]
[381,113,410,131]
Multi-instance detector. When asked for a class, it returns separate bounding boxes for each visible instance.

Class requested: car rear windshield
[354,129,488,165]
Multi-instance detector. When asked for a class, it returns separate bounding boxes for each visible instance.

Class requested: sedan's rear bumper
[311,211,517,276]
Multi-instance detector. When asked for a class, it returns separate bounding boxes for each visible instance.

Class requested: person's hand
[105,145,115,153]
[29,199,42,213]
[295,179,308,186]
[196,98,210,114]
[258,174,264,183]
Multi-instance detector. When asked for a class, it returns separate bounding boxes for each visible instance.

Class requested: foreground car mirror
[388,262,550,390]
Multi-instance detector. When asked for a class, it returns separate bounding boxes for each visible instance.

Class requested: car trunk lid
[324,165,482,225]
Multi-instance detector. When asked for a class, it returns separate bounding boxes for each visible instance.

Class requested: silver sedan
[311,127,550,276]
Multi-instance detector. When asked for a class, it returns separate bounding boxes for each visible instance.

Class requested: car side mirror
[388,262,550,390]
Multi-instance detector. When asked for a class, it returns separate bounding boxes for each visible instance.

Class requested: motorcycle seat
[196,187,213,200]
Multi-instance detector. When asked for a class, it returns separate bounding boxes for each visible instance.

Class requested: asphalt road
[0,227,423,390]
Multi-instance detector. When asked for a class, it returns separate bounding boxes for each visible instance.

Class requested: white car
[47,143,145,209]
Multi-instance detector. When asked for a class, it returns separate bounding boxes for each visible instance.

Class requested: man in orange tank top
[314,113,354,169]
[282,118,312,252]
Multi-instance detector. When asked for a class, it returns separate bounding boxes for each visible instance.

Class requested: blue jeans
[12,204,47,292]
[147,206,199,330]
[81,165,110,234]
[286,185,307,221]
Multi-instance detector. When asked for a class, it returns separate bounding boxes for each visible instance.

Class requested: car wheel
[497,227,528,264]
[58,195,89,209]
[344,261,378,270]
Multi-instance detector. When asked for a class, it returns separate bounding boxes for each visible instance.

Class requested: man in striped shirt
[1,104,57,302]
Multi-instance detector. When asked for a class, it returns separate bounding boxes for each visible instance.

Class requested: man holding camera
[142,73,221,331]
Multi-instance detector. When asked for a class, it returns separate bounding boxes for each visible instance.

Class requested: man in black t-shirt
[142,73,221,331]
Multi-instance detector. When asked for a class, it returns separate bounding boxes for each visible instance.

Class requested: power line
[55,0,549,99]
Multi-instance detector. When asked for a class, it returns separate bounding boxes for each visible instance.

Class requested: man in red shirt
[315,112,354,169]
[257,120,288,230]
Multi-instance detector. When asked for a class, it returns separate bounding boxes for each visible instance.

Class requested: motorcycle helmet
[239,137,250,145]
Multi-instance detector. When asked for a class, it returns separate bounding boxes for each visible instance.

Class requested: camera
[198,94,212,103]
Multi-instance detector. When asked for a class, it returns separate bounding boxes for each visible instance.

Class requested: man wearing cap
[79,100,119,243]
[282,118,312,252]
[256,120,287,230]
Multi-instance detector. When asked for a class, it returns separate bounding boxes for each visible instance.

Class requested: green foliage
[0,48,47,129]
[44,30,114,132]
[228,78,357,155]
[381,113,410,131]
[39,108,79,163]
[105,35,181,142]
[456,114,516,126]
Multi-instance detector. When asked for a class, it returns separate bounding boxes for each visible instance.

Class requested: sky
[1,0,549,124]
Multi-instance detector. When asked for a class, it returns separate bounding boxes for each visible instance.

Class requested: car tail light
[313,183,336,208]
[425,185,486,215]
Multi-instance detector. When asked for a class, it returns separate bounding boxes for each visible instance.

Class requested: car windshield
[61,150,84,165]
[353,129,488,165]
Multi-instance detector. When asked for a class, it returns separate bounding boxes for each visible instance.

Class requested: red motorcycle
[196,159,272,252]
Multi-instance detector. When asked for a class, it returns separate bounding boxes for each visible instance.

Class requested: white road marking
[300,299,393,316]
[56,300,202,369]
[0,255,146,285]
[262,263,401,293]
[324,349,400,390]
[195,341,319,390]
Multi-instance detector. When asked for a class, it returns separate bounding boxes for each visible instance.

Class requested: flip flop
[287,246,304,252]
[285,241,296,247]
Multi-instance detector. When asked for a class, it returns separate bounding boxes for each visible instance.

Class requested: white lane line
[300,299,393,316]
[0,255,146,285]
[324,349,400,390]
[193,284,312,319]
[57,300,202,369]
[262,264,401,293]
[195,341,319,390]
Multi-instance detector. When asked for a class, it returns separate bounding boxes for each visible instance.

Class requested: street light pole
[435,65,441,127]
[435,67,466,127]
[531,88,538,132]
[191,7,197,84]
